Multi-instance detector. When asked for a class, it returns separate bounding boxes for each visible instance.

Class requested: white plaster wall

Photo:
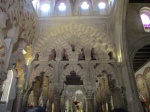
[135,61,150,76]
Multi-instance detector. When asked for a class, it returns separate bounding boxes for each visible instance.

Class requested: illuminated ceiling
[32,0,116,17]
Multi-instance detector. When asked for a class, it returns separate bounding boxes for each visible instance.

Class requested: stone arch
[30,65,54,83]
[136,74,149,102]
[129,36,150,63]
[140,7,150,13]
[34,23,114,59]
[10,51,26,68]
[95,64,116,80]
[61,64,86,83]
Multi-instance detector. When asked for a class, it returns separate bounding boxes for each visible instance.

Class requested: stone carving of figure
[1,70,13,102]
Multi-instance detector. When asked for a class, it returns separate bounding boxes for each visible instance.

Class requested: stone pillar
[83,99,86,112]
[85,86,94,112]
[4,20,20,71]
[21,93,29,112]
[54,89,62,112]
[13,91,23,112]
[34,95,39,106]
[100,103,103,112]
[87,98,94,112]
[54,96,61,112]
[47,100,53,112]
[107,100,112,112]
[111,88,123,108]
[102,102,106,112]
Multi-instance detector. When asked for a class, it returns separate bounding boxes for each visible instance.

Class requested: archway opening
[133,45,150,112]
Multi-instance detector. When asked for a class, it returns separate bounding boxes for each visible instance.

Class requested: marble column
[96,102,103,112]
[54,96,61,112]
[54,88,62,112]
[87,98,94,112]
[34,95,40,106]
[21,93,29,112]
[100,103,103,112]
[47,100,53,112]
[111,88,123,108]
[13,91,23,112]
[107,100,112,112]
[102,103,106,112]
[43,100,47,109]
[4,21,20,72]
[83,99,86,112]
[85,86,94,112]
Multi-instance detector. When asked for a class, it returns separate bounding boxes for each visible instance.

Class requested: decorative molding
[94,63,116,81]
[30,64,54,83]
[34,23,114,61]
[61,63,86,82]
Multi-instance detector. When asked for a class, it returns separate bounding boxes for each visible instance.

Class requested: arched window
[79,0,91,16]
[55,0,68,16]
[140,7,150,32]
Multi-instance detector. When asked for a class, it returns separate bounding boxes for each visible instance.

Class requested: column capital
[117,61,126,68]
[53,88,62,98]
[85,86,94,99]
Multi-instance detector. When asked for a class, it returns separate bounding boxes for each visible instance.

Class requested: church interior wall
[127,3,150,55]
[0,0,149,112]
